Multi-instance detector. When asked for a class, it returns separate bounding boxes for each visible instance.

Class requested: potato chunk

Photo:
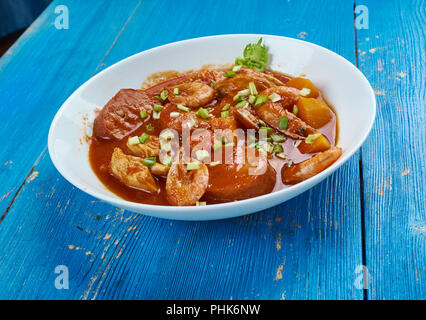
[296,97,332,128]
[286,77,319,98]
[298,133,330,154]
[110,148,158,193]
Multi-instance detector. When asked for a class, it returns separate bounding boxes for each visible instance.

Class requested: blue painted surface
[0,0,423,300]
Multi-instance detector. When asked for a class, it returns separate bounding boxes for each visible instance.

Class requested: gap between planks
[353,1,368,301]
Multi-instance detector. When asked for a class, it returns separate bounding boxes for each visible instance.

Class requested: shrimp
[214,68,284,97]
[126,135,160,158]
[234,108,260,130]
[168,80,215,107]
[166,161,209,206]
[260,86,300,110]
[282,147,342,184]
[255,96,316,139]
[110,148,159,193]
[150,162,170,177]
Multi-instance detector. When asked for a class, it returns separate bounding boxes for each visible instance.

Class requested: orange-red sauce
[89,69,338,205]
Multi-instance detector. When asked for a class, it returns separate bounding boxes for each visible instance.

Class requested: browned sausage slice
[94,89,154,141]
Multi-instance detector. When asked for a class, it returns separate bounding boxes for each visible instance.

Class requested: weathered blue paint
[355,0,426,299]
[0,0,422,300]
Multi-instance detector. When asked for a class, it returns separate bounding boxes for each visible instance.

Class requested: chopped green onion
[196,149,210,161]
[221,110,229,118]
[154,95,161,101]
[221,136,228,144]
[248,142,256,148]
[254,95,267,107]
[248,95,256,104]
[142,157,156,166]
[196,107,210,119]
[259,126,274,135]
[153,111,161,119]
[305,133,321,144]
[299,88,311,96]
[223,70,236,77]
[224,142,235,147]
[222,104,230,111]
[294,140,302,148]
[170,112,180,118]
[187,118,196,128]
[139,133,150,144]
[286,160,293,167]
[279,117,288,130]
[140,109,148,119]
[160,129,175,140]
[232,65,242,72]
[258,119,267,126]
[154,104,164,112]
[145,124,154,131]
[272,143,283,153]
[173,88,179,95]
[210,80,216,87]
[160,90,168,101]
[196,201,206,206]
[248,82,258,95]
[268,93,281,102]
[276,152,287,159]
[213,140,222,150]
[271,133,286,143]
[128,136,140,146]
[235,100,248,108]
[162,155,172,167]
[209,161,220,167]
[186,162,199,170]
[261,142,274,153]
[233,89,250,101]
[177,104,190,112]
[293,104,299,115]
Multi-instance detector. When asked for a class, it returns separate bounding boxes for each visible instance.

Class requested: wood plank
[0,0,142,216]
[355,0,425,299]
[0,0,363,299]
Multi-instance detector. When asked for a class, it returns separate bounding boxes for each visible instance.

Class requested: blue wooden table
[0,0,424,300]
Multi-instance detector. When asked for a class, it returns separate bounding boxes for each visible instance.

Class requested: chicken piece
[214,68,284,97]
[166,161,209,206]
[126,135,160,158]
[282,147,342,184]
[206,146,276,202]
[168,80,215,107]
[93,89,154,141]
[110,148,158,193]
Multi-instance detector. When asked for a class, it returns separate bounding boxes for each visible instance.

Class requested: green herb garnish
[235,38,268,72]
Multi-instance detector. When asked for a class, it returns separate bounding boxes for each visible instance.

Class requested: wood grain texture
[0,0,142,217]
[0,0,364,299]
[355,0,425,299]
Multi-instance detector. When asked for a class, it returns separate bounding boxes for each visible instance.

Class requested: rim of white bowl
[48,33,376,220]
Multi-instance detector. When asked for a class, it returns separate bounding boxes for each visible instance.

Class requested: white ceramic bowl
[48,34,376,221]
